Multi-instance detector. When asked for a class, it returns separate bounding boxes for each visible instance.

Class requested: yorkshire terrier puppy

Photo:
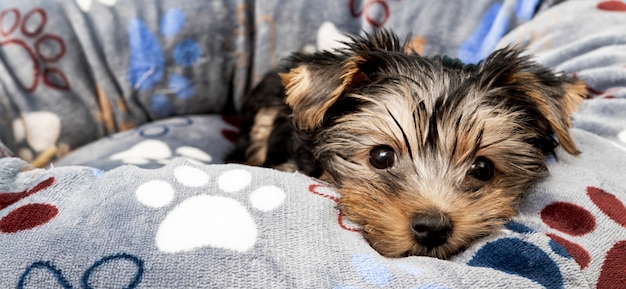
[228,30,585,259]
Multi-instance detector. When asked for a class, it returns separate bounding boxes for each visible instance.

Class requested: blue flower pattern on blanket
[127,8,201,118]
[458,0,541,63]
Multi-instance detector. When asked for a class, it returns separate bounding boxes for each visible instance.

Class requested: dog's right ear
[280,55,370,132]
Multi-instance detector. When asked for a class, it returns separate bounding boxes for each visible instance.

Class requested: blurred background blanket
[1,0,625,288]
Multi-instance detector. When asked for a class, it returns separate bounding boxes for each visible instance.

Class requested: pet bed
[1,0,625,288]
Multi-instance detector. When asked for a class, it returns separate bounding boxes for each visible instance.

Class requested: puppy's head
[282,31,585,259]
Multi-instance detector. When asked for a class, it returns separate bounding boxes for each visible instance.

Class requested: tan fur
[281,67,318,130]
[309,73,577,258]
[341,186,517,258]
[244,106,280,166]
[281,56,368,131]
[273,161,298,172]
[557,80,586,154]
[508,72,585,155]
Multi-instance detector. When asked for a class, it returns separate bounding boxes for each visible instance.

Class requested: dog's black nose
[410,212,452,249]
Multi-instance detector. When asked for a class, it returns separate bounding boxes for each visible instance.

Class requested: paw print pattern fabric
[0,1,240,165]
[1,0,625,286]
[54,115,238,170]
[3,124,626,288]
[0,0,537,167]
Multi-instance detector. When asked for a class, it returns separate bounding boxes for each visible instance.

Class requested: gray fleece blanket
[1,0,626,288]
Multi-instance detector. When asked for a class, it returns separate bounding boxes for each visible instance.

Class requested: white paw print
[13,112,61,160]
[302,21,351,53]
[75,0,117,11]
[110,140,212,166]
[135,166,286,253]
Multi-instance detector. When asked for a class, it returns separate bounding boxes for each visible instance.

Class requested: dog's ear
[280,30,405,132]
[538,80,585,155]
[280,54,371,132]
[479,47,586,155]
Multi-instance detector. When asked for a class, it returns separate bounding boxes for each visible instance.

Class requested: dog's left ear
[479,47,586,155]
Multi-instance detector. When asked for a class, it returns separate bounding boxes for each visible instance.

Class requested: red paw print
[0,177,58,233]
[309,183,360,232]
[0,8,68,92]
[348,0,402,27]
[541,186,626,289]
[598,0,626,11]
[586,86,622,99]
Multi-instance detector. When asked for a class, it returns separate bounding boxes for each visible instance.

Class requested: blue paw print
[127,8,201,118]
[91,168,104,178]
[468,221,572,289]
[458,0,541,63]
[334,254,448,289]
[107,116,194,140]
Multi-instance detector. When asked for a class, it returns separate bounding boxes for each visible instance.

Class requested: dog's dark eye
[468,157,494,181]
[369,145,396,169]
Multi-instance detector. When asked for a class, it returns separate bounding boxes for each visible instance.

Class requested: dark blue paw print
[17,253,144,289]
[127,8,201,118]
[467,221,571,289]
